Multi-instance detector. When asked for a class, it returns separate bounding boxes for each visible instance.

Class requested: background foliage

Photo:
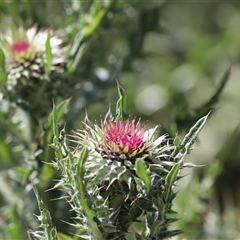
[0,0,240,239]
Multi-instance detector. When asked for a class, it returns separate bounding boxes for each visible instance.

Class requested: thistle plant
[33,84,208,239]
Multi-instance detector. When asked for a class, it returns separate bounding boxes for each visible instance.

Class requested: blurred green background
[0,0,240,239]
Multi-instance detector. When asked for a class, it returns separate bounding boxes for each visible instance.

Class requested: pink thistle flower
[75,115,167,164]
[99,119,164,162]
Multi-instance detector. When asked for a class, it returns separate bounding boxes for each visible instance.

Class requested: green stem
[75,148,104,240]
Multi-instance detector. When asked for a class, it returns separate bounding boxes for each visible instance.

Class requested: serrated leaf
[180,114,209,149]
[172,114,209,161]
[32,185,58,240]
[135,158,151,193]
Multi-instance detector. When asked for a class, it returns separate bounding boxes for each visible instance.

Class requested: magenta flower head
[100,118,167,165]
[0,25,67,91]
[77,115,167,167]
[102,119,147,161]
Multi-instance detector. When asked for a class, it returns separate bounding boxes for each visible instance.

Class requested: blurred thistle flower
[0,25,66,91]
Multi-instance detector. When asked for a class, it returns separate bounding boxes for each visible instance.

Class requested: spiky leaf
[135,158,151,193]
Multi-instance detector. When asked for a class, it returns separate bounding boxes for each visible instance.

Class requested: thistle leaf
[135,158,151,193]
[48,98,71,140]
[58,233,72,240]
[69,30,84,57]
[157,229,183,239]
[180,114,209,149]
[45,34,52,73]
[174,136,181,152]
[165,162,180,202]
[70,42,87,71]
[172,113,209,161]
[0,48,7,83]
[0,68,7,83]
[0,48,5,69]
[116,82,128,120]
[32,185,58,240]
